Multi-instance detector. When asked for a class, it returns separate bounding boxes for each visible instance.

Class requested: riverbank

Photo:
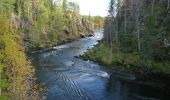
[28,39,75,53]
[27,34,95,54]
[81,43,170,88]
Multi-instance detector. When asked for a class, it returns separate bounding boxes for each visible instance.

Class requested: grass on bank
[84,43,170,74]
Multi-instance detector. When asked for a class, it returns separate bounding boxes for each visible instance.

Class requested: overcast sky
[70,0,109,16]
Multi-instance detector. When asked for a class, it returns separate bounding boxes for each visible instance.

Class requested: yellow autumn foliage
[0,14,40,100]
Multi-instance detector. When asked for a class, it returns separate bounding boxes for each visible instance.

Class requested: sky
[70,0,109,16]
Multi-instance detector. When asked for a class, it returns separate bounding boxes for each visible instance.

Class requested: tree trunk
[152,0,155,14]
[168,0,170,10]
[124,9,127,34]
[110,25,113,58]
[115,18,118,47]
[137,0,141,52]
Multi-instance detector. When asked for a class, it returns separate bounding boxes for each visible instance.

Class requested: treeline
[85,0,170,73]
[1,0,95,51]
[104,0,170,61]
[91,16,105,29]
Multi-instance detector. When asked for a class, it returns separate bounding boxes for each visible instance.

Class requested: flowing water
[30,30,169,100]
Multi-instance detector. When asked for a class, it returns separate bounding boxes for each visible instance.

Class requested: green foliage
[0,80,10,90]
[0,14,39,99]
[99,0,170,73]
[91,16,105,29]
[0,0,16,14]
[0,95,8,100]
[0,64,4,74]
[84,44,170,73]
[0,53,5,60]
[12,0,93,50]
[62,0,67,12]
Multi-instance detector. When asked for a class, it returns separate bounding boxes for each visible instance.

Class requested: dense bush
[0,14,40,100]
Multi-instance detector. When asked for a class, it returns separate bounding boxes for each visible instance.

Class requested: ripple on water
[53,45,68,50]
[96,71,110,78]
[65,61,75,67]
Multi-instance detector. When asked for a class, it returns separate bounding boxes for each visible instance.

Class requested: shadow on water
[30,30,170,100]
[107,72,170,100]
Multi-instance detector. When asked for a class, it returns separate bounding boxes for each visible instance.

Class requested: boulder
[80,33,86,38]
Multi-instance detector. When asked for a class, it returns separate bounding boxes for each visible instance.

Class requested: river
[30,30,169,100]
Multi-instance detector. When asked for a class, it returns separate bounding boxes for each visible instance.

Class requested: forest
[0,0,170,100]
[85,0,170,73]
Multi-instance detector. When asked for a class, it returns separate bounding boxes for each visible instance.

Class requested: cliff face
[63,11,94,40]
[7,0,95,51]
[10,11,94,50]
